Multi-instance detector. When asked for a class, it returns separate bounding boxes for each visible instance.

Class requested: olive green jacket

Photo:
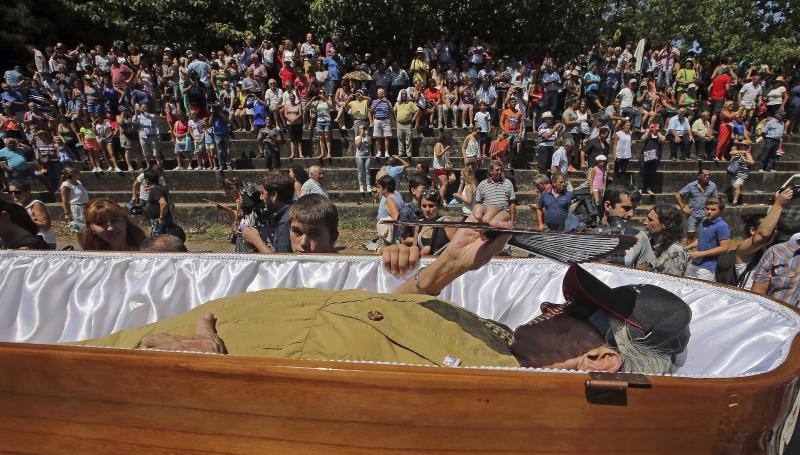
[78,288,521,368]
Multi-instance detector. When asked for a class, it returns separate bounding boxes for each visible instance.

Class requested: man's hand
[141,313,227,354]
[775,187,794,207]
[681,206,692,216]
[381,245,420,275]
[688,251,702,261]
[442,206,513,272]
[241,226,262,244]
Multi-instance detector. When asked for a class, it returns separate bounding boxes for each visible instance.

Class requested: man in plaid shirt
[752,230,800,307]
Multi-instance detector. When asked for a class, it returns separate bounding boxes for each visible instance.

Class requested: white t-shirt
[25,200,56,245]
[136,173,166,200]
[551,146,569,174]
[61,180,89,204]
[618,87,635,109]
[432,144,450,170]
[738,82,763,108]
[188,119,206,142]
[615,131,632,159]
[766,86,786,106]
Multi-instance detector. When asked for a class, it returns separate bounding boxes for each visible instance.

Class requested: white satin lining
[0,250,797,379]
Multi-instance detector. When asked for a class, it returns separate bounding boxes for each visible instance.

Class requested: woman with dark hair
[80,198,146,251]
[8,180,55,249]
[288,164,309,201]
[415,188,456,256]
[0,198,50,250]
[644,204,688,276]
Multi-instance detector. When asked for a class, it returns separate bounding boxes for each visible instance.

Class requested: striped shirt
[370,99,392,120]
[752,236,800,307]
[474,178,516,212]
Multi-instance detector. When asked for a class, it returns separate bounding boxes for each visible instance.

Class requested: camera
[781,184,800,199]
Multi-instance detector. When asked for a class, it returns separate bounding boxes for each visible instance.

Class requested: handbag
[642,148,658,162]
[727,157,740,176]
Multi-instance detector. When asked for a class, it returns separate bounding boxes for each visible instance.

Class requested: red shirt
[710,73,731,100]
[423,87,441,105]
[279,67,295,89]
[111,64,132,89]
[500,108,522,133]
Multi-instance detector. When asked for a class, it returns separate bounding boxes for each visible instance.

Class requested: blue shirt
[583,71,600,92]
[249,99,268,127]
[668,115,691,136]
[384,165,405,189]
[323,57,340,81]
[187,60,212,87]
[696,216,730,273]
[211,114,230,135]
[2,89,26,112]
[537,189,572,228]
[678,180,718,217]
[258,203,292,253]
[0,147,28,171]
[763,118,784,140]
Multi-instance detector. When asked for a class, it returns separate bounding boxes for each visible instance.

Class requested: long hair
[0,198,39,235]
[609,318,674,375]
[461,167,477,187]
[79,199,146,251]
[649,204,685,257]
[290,164,309,184]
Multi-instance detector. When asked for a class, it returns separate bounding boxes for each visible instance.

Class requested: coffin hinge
[585,372,652,405]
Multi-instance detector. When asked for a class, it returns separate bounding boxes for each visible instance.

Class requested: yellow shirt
[394,101,420,125]
[410,59,429,85]
[347,99,369,120]
[76,288,520,368]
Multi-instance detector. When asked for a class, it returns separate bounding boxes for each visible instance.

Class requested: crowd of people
[1,34,799,307]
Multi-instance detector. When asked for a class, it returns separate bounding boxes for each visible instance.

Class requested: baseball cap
[416,47,424,53]
[595,155,608,162]
[561,263,692,358]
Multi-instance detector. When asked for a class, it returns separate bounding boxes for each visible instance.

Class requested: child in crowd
[188,112,209,170]
[589,154,607,205]
[685,196,731,281]
[78,120,102,173]
[172,111,191,170]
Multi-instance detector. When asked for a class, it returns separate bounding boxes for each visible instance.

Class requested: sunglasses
[7,190,22,195]
[420,188,440,201]
[620,205,634,212]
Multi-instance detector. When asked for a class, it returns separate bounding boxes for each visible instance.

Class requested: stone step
[45,201,769,234]
[56,168,797,192]
[68,152,800,174]
[84,189,781,207]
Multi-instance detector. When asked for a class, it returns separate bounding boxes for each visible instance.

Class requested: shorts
[83,139,100,151]
[120,134,135,149]
[373,119,392,137]
[86,104,101,114]
[245,108,254,116]
[459,102,473,110]
[434,168,448,177]
[732,176,747,187]
[194,141,206,154]
[710,99,724,114]
[686,213,704,233]
[288,123,303,141]
[71,203,86,230]
[205,134,215,147]
[140,136,158,157]
[174,138,192,153]
[316,120,331,132]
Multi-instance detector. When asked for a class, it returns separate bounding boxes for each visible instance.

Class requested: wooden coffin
[1,251,799,453]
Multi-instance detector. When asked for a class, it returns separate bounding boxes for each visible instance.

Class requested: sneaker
[646,190,655,195]
[366,185,373,192]
[113,167,122,172]
[359,185,365,193]
[92,166,101,173]
[106,167,114,172]
[174,166,184,170]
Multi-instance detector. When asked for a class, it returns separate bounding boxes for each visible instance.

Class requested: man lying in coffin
[79,200,692,375]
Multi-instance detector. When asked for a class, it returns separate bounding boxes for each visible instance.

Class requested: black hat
[561,264,692,358]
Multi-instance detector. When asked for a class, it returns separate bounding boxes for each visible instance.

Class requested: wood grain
[1,337,799,454]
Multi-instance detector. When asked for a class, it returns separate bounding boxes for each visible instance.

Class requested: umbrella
[634,39,646,73]
[343,70,372,81]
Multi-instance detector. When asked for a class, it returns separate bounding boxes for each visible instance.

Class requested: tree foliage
[3,0,797,69]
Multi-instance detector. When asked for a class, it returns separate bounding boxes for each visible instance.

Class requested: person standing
[756,111,784,172]
[393,90,420,158]
[353,124,374,195]
[133,104,161,168]
[536,174,572,231]
[611,120,632,179]
[369,89,394,158]
[639,124,666,195]
[257,116,285,171]
[675,169,718,242]
[59,165,89,233]
[536,112,562,174]
[685,197,730,281]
